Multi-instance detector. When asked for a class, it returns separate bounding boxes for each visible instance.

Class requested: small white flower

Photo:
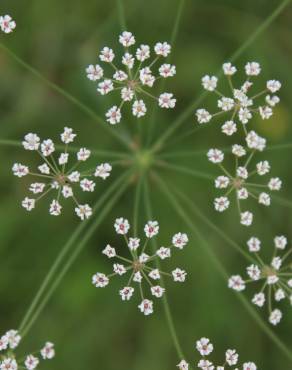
[80,179,95,192]
[86,64,103,81]
[122,52,135,69]
[139,68,155,87]
[139,253,149,263]
[252,292,265,307]
[41,139,55,157]
[259,106,273,120]
[115,218,130,234]
[172,233,188,249]
[23,133,40,150]
[94,163,112,180]
[256,161,270,175]
[29,183,46,194]
[151,285,165,298]
[237,166,248,179]
[132,100,147,117]
[62,185,73,198]
[75,204,92,220]
[61,127,76,144]
[222,120,237,136]
[238,107,252,124]
[225,349,239,366]
[274,235,287,250]
[240,211,253,226]
[67,171,80,183]
[246,131,266,151]
[202,75,218,91]
[247,237,261,252]
[77,148,91,161]
[6,330,21,349]
[158,93,176,108]
[113,69,128,81]
[119,31,135,47]
[102,244,116,258]
[258,192,271,206]
[269,309,282,325]
[207,148,224,163]
[271,256,282,270]
[232,144,246,157]
[25,355,39,370]
[97,79,114,95]
[218,97,234,111]
[196,337,213,356]
[121,87,134,101]
[0,335,8,351]
[245,62,261,76]
[243,362,257,370]
[172,268,187,282]
[177,360,189,370]
[0,358,18,370]
[222,62,237,75]
[247,264,261,281]
[138,299,154,315]
[22,197,35,211]
[154,42,171,57]
[159,64,176,78]
[196,108,212,124]
[237,187,248,200]
[214,196,229,212]
[99,47,115,62]
[228,275,245,291]
[128,237,140,251]
[275,288,285,302]
[119,286,134,301]
[40,342,55,359]
[149,269,160,280]
[266,95,280,107]
[267,274,279,285]
[113,263,127,275]
[12,163,29,177]
[136,44,150,61]
[106,106,121,124]
[144,220,159,238]
[267,80,281,93]
[156,247,171,259]
[92,273,109,287]
[268,177,282,191]
[197,359,214,369]
[38,163,50,174]
[0,15,16,33]
[49,200,62,216]
[215,176,230,189]
[58,153,69,165]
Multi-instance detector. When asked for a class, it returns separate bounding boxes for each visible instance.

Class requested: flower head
[86,31,176,123]
[92,219,188,315]
[0,15,16,33]
[12,127,112,220]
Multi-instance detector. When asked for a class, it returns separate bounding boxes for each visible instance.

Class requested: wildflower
[177,360,189,370]
[12,128,112,220]
[92,219,188,315]
[196,62,281,136]
[209,143,281,226]
[0,15,16,33]
[229,236,292,325]
[86,31,176,123]
[0,330,55,369]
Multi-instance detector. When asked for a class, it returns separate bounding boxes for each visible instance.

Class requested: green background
[1,0,292,369]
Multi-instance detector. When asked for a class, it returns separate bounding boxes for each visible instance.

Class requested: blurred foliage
[1,0,292,369]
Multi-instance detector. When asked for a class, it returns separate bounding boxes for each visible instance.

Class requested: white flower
[138,299,153,315]
[97,79,114,95]
[237,166,248,179]
[67,171,80,183]
[232,144,246,157]
[149,269,160,280]
[119,286,134,301]
[267,80,281,93]
[258,192,271,206]
[29,183,46,194]
[92,273,109,287]
[214,197,229,212]
[247,237,261,252]
[113,70,128,81]
[80,178,96,192]
[136,44,150,61]
[245,62,261,76]
[94,163,112,180]
[252,292,265,307]
[12,163,29,177]
[58,153,68,165]
[177,360,189,370]
[172,233,188,249]
[238,107,252,124]
[113,263,127,275]
[246,131,266,151]
[151,285,165,298]
[158,93,176,108]
[202,75,218,91]
[6,330,21,349]
[132,100,147,117]
[256,161,270,175]
[225,349,238,366]
[268,177,282,191]
[159,64,176,78]
[40,139,55,157]
[139,253,149,263]
[0,358,18,370]
[154,42,171,57]
[115,218,130,234]
[60,127,76,144]
[172,268,187,282]
[237,187,248,200]
[122,52,134,69]
[38,163,50,174]
[121,87,134,101]
[222,120,237,136]
[144,220,159,238]
[133,271,143,283]
[267,274,279,285]
[240,211,253,226]
[272,256,282,271]
[274,235,287,250]
[197,359,214,369]
[207,149,224,163]
[275,288,285,301]
[247,264,261,281]
[119,31,135,47]
[106,106,121,124]
[196,337,213,356]
[40,342,55,359]
[128,237,140,251]
[102,244,116,258]
[156,247,171,259]
[228,275,245,291]
[139,67,155,87]
[0,15,16,33]
[218,97,234,111]
[266,95,280,107]
[269,309,282,325]
[222,62,237,75]
[49,200,62,216]
[75,204,92,220]
[22,197,35,211]
[0,335,8,351]
[259,106,273,120]
[196,108,212,124]
[99,47,115,62]
[86,64,103,81]
[243,362,257,370]
[215,176,230,189]
[77,148,91,161]
[24,355,39,370]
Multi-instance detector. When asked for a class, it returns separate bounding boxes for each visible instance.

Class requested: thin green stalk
[154,173,292,363]
[19,169,132,334]
[116,0,127,30]
[143,179,186,362]
[155,160,214,180]
[0,42,132,151]
[150,0,291,153]
[133,174,144,237]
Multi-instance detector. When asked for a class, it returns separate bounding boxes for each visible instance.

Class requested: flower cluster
[12,127,112,220]
[86,31,176,124]
[229,235,292,326]
[92,218,188,315]
[0,15,16,34]
[207,141,282,226]
[196,62,281,135]
[0,329,55,370]
[177,337,257,370]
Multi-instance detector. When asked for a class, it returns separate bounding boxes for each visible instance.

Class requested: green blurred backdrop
[1,0,292,369]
